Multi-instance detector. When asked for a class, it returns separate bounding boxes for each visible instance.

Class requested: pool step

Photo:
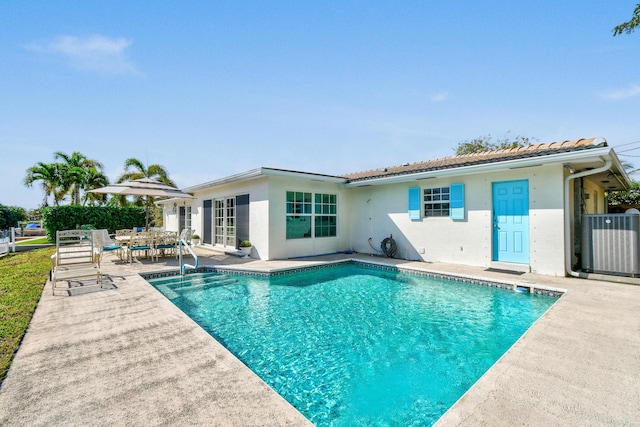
[169,276,239,294]
[151,274,239,299]
[155,284,180,300]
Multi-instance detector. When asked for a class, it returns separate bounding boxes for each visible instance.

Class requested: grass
[0,247,55,385]
[16,237,51,245]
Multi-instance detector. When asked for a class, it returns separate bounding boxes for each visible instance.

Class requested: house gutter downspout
[564,157,612,278]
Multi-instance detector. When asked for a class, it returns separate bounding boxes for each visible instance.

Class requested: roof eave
[183,167,347,194]
[260,167,347,183]
[183,168,265,193]
[607,148,633,189]
[344,147,622,187]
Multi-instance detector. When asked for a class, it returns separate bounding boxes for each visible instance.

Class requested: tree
[25,152,109,207]
[81,167,110,206]
[613,3,640,36]
[0,204,26,230]
[24,161,63,207]
[54,151,107,205]
[116,158,176,227]
[117,158,176,185]
[454,133,534,156]
[608,180,640,206]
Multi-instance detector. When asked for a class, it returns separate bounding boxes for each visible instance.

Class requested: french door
[214,197,235,248]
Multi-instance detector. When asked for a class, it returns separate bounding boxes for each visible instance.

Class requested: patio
[0,247,638,426]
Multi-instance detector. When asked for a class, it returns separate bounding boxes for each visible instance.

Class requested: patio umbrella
[88,177,194,229]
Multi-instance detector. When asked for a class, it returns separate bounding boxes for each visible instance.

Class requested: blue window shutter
[450,183,465,220]
[408,187,420,220]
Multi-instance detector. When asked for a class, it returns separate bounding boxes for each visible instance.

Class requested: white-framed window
[286,191,337,239]
[314,193,337,237]
[186,206,192,230]
[286,191,312,239]
[424,187,450,217]
[421,184,465,219]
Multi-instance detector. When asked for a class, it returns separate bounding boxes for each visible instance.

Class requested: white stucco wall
[348,164,568,275]
[173,178,271,257]
[266,176,351,260]
[161,203,181,233]
[160,160,617,276]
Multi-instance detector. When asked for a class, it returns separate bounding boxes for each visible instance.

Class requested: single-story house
[159,137,631,277]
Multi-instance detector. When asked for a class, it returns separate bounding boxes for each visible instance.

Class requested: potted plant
[238,240,252,256]
[191,234,200,246]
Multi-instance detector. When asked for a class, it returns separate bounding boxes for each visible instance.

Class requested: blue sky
[2,1,639,209]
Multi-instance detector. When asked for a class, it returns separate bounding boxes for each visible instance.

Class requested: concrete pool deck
[0,248,638,426]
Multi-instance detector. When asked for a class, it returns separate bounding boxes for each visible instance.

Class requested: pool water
[148,263,557,426]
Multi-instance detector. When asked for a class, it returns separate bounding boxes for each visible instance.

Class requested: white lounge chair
[51,230,102,295]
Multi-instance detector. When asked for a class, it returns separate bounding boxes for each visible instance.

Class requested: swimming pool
[147,262,558,426]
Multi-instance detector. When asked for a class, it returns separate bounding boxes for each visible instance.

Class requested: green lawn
[16,237,51,245]
[0,248,54,385]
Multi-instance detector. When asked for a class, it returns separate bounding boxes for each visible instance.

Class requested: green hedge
[43,206,146,239]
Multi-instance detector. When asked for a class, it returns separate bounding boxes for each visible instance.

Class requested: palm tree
[116,158,176,227]
[81,168,110,206]
[24,162,63,207]
[54,151,106,205]
[117,158,176,187]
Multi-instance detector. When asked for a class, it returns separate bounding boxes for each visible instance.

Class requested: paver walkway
[0,249,639,426]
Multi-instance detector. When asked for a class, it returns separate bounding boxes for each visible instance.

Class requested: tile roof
[342,138,607,182]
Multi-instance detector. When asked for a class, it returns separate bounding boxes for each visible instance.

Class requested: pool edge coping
[141,258,566,298]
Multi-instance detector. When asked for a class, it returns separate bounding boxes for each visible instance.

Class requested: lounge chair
[51,230,102,295]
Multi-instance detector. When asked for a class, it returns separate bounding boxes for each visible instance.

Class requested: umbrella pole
[145,196,150,231]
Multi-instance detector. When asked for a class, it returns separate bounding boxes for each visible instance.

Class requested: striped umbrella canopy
[89,177,194,228]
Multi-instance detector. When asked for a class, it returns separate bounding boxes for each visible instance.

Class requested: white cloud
[26,34,141,75]
[599,84,640,100]
[430,92,449,102]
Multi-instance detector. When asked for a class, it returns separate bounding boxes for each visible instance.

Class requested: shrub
[0,205,26,230]
[43,206,146,239]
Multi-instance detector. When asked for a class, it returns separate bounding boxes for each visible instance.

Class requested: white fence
[0,228,15,256]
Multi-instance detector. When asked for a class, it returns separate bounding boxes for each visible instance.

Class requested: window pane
[287,216,312,239]
[315,216,336,237]
[423,187,451,217]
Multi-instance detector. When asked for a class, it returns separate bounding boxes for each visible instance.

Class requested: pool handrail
[179,239,198,275]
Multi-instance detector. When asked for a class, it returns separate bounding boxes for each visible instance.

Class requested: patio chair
[51,229,102,295]
[128,231,154,263]
[116,229,133,238]
[154,231,178,260]
[93,229,123,266]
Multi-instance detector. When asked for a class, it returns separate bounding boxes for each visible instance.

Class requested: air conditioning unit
[581,214,640,277]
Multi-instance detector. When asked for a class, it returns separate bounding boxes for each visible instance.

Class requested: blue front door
[492,180,530,263]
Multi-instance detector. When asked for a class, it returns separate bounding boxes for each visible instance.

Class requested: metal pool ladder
[179,239,199,275]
